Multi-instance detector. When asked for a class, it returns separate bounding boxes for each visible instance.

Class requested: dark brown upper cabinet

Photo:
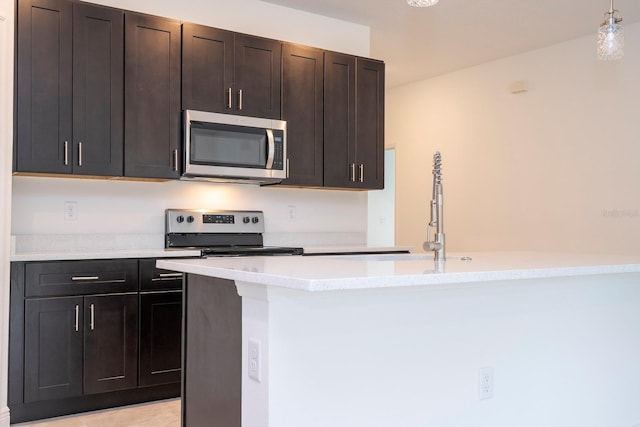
[182,23,282,119]
[355,58,385,189]
[281,43,324,186]
[323,52,384,190]
[15,0,123,176]
[124,12,181,179]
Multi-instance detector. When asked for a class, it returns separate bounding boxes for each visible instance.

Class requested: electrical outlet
[287,205,296,221]
[478,367,493,400]
[248,338,261,382]
[64,201,77,221]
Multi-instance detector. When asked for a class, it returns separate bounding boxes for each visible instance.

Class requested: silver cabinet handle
[72,276,99,281]
[350,163,356,182]
[238,89,243,110]
[173,149,179,172]
[64,141,69,166]
[265,129,275,169]
[359,164,364,183]
[286,158,290,178]
[151,272,183,281]
[227,87,232,109]
[159,272,182,278]
[75,304,79,332]
[78,142,83,166]
[90,303,95,331]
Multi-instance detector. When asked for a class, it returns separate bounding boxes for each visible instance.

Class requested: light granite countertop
[157,251,640,292]
[10,234,200,261]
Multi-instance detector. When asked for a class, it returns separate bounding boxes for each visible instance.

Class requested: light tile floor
[11,398,180,427]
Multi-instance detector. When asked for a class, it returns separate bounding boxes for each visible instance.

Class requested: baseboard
[0,406,10,427]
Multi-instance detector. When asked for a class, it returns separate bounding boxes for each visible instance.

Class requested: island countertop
[156,251,640,292]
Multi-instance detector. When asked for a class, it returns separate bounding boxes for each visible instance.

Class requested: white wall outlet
[248,338,261,382]
[64,201,77,221]
[287,205,296,221]
[478,367,494,400]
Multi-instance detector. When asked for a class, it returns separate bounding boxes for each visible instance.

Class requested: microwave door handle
[265,129,275,169]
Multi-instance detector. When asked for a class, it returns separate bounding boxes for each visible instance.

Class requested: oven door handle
[265,129,275,169]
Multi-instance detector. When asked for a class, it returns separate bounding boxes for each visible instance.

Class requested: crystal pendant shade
[407,0,439,7]
[597,0,624,60]
[597,22,624,60]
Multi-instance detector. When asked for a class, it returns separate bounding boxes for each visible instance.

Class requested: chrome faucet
[423,151,445,261]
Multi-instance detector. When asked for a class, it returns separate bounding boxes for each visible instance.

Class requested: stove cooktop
[165,209,302,257]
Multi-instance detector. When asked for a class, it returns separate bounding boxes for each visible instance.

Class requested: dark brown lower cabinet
[9,259,181,424]
[84,294,138,394]
[24,297,84,403]
[139,291,182,386]
[24,294,138,401]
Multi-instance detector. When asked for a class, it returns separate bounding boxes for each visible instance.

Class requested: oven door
[183,110,286,183]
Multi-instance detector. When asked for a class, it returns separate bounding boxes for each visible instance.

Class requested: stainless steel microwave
[182,110,287,184]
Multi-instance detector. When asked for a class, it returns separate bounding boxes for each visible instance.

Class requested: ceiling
[260,0,640,88]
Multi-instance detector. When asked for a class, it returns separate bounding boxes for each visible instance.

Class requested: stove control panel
[166,209,264,234]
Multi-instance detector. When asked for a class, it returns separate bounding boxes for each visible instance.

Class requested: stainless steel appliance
[165,209,302,256]
[182,110,287,184]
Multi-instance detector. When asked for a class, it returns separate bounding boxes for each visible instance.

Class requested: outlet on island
[248,338,262,382]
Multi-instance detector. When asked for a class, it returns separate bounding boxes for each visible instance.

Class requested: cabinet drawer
[140,259,183,291]
[25,260,138,297]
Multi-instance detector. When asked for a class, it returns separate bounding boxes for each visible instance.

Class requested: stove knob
[252,216,259,224]
[243,216,250,224]
[187,215,195,223]
[176,215,185,223]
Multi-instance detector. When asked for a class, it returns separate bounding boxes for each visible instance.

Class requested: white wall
[388,23,640,256]
[367,149,396,246]
[11,177,366,240]
[0,0,13,423]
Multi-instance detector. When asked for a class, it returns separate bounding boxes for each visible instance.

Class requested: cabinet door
[234,34,282,119]
[355,58,385,189]
[139,291,182,386]
[281,44,324,187]
[182,23,234,114]
[72,3,123,176]
[323,52,356,188]
[84,294,138,394]
[24,297,83,402]
[124,13,181,179]
[16,0,73,174]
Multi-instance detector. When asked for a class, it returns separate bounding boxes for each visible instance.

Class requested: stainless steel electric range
[165,209,303,256]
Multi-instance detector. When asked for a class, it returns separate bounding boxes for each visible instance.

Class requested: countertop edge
[156,255,640,292]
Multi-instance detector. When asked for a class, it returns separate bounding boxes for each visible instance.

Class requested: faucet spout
[423,151,445,261]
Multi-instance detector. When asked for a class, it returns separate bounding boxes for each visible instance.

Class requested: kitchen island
[158,252,640,427]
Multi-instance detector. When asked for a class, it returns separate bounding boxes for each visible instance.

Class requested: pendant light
[407,0,439,7]
[597,0,624,60]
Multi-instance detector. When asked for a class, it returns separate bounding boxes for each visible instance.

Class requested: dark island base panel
[9,383,180,424]
[183,274,241,427]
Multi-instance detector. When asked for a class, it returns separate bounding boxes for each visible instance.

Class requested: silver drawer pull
[72,276,99,281]
[159,273,182,278]
[74,305,79,332]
